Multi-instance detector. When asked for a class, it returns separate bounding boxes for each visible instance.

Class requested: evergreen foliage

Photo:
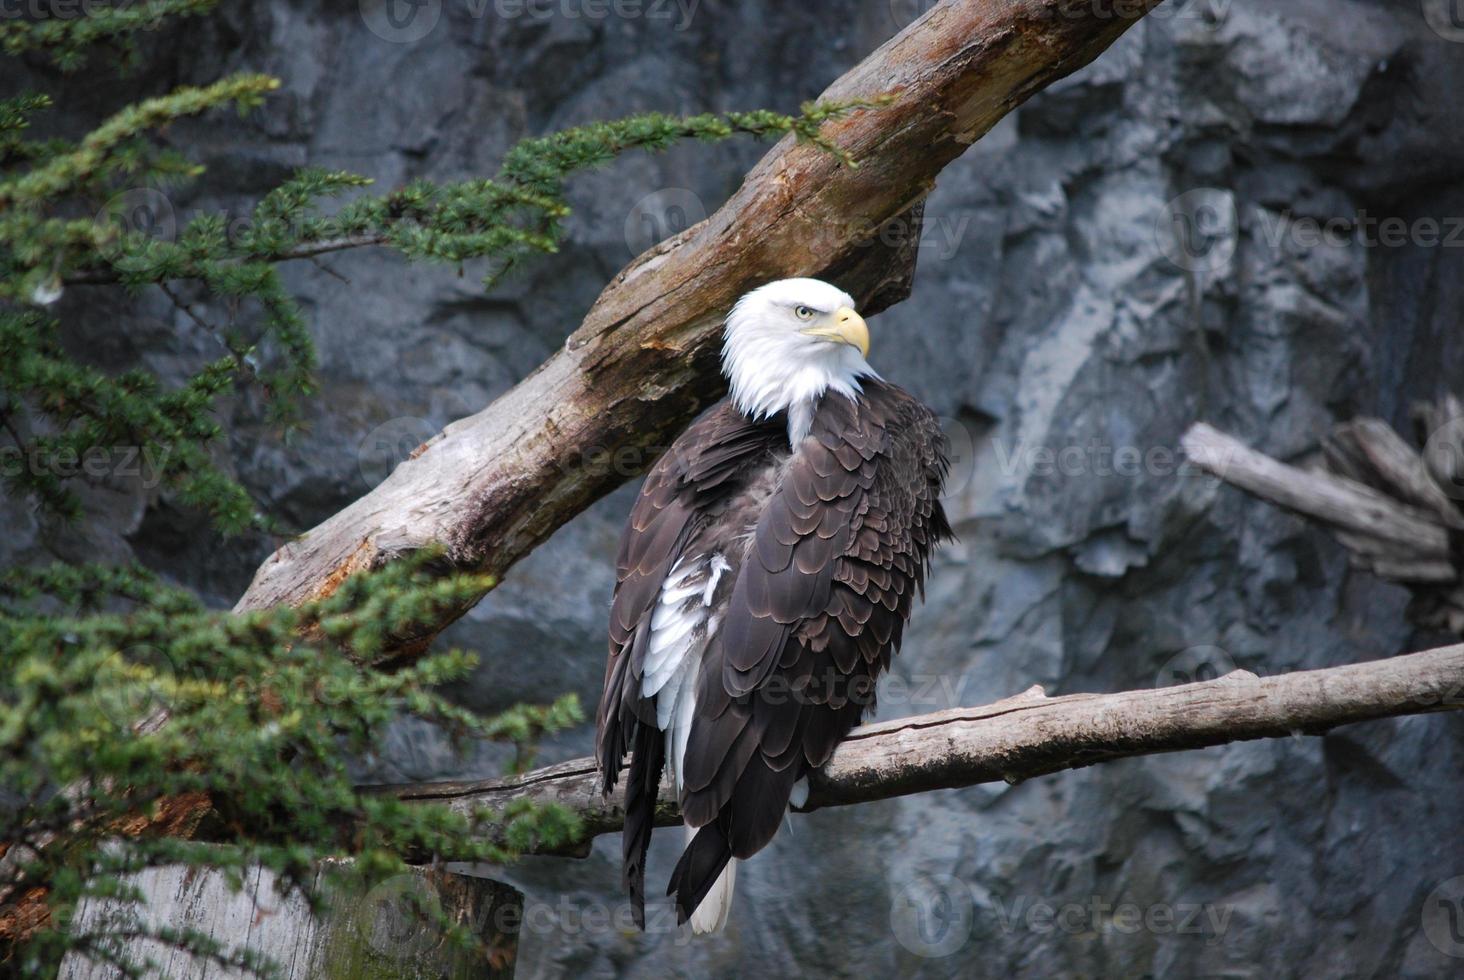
[0,4,876,976]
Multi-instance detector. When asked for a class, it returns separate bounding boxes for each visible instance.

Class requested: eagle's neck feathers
[723,336,875,445]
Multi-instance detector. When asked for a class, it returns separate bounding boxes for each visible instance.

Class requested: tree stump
[59,860,521,979]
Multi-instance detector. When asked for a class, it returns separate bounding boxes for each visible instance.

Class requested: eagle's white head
[721,277,875,443]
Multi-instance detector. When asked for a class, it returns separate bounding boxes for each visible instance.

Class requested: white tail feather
[686,824,736,934]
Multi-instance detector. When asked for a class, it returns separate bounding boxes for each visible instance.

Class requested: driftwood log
[1183,396,1464,633]
[380,643,1464,857]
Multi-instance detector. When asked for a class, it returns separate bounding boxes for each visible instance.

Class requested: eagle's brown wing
[669,379,951,921]
[595,399,784,925]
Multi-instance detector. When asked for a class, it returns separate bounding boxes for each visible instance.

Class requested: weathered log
[1183,403,1464,633]
[234,0,1166,662]
[378,644,1464,857]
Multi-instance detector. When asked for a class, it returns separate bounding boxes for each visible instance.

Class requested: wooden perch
[381,643,1464,857]
[1183,402,1464,633]
[235,0,1164,660]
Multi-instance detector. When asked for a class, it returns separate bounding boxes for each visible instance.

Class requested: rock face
[14,0,1464,976]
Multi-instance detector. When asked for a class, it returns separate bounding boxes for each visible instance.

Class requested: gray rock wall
[14,0,1464,976]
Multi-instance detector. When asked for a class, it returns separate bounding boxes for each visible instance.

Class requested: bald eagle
[596,278,951,932]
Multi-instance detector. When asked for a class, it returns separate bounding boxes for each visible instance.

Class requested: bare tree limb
[1182,422,1452,569]
[1182,416,1464,632]
[235,0,1166,662]
[380,644,1464,858]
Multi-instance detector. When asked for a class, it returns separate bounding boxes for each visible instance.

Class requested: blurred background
[12,0,1464,975]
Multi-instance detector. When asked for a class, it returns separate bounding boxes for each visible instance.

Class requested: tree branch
[234,0,1166,661]
[380,644,1464,858]
[65,234,391,286]
[1182,415,1464,632]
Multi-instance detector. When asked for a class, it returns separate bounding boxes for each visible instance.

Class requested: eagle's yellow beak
[801,306,870,358]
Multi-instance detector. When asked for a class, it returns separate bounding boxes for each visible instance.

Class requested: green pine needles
[0,556,583,977]
[0,4,879,976]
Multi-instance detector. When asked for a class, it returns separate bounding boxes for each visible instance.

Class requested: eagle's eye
[794,305,815,321]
